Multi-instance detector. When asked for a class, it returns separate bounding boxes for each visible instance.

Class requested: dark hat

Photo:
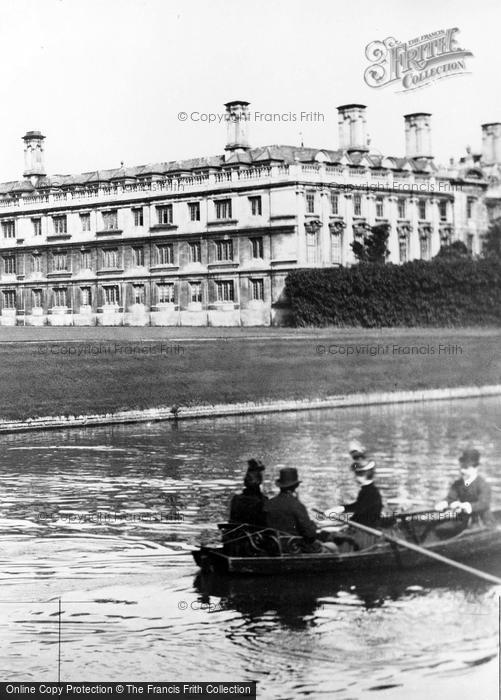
[276,467,301,489]
[247,458,265,472]
[459,448,480,466]
[351,458,376,474]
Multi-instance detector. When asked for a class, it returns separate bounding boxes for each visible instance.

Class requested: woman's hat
[351,458,376,474]
[348,439,366,460]
[276,467,301,488]
[247,458,265,472]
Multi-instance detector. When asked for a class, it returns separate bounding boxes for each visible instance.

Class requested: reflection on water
[0,396,500,697]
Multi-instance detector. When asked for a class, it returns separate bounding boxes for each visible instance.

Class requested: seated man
[229,458,267,527]
[435,447,493,527]
[264,467,337,554]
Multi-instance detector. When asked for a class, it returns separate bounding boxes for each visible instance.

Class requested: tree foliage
[351,223,390,264]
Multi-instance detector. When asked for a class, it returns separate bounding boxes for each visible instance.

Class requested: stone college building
[0,101,498,326]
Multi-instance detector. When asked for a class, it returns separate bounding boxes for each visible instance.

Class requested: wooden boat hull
[193,522,501,576]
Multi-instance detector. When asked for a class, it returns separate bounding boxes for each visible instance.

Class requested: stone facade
[0,102,497,326]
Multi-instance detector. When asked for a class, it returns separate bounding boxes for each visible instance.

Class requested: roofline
[337,104,366,111]
[481,122,501,128]
[224,100,250,108]
[403,112,432,118]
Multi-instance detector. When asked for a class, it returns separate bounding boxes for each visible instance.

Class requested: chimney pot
[404,113,433,159]
[337,104,368,153]
[224,100,250,152]
[481,122,501,165]
[22,130,46,184]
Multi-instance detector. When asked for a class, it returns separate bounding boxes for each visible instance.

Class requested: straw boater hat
[351,456,376,474]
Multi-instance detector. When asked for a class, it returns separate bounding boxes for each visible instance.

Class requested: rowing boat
[192,509,501,576]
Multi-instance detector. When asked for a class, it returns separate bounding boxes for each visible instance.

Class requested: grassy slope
[0,327,499,421]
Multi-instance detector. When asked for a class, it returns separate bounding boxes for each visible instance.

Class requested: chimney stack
[404,113,432,159]
[337,104,368,153]
[224,100,250,152]
[481,122,501,165]
[23,130,46,184]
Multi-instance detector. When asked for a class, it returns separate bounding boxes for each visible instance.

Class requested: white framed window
[215,280,234,302]
[157,244,174,265]
[439,200,448,222]
[331,231,342,264]
[133,208,144,227]
[103,285,120,305]
[102,210,118,230]
[80,250,91,269]
[32,218,42,236]
[80,213,91,231]
[133,284,145,304]
[32,289,43,307]
[250,278,264,301]
[157,282,175,304]
[2,221,15,238]
[418,199,427,220]
[216,239,233,261]
[80,287,91,305]
[215,199,232,220]
[306,231,317,264]
[306,192,315,214]
[467,197,475,220]
[157,204,173,225]
[190,281,202,303]
[375,196,384,218]
[32,254,41,273]
[4,255,16,274]
[397,198,406,219]
[399,236,409,263]
[103,248,119,268]
[250,237,264,259]
[467,233,474,253]
[188,202,200,221]
[53,252,68,271]
[353,194,362,216]
[249,196,262,216]
[189,242,201,263]
[53,288,67,307]
[133,246,144,266]
[330,193,339,215]
[3,290,16,309]
[420,235,430,261]
[53,216,67,235]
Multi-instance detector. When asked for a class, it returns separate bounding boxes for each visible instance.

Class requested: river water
[1,396,500,699]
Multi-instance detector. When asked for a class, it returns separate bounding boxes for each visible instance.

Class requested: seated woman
[325,456,383,549]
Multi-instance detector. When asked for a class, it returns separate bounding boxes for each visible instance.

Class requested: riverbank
[0,326,500,425]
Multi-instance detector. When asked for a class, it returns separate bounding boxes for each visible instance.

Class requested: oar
[316,510,501,586]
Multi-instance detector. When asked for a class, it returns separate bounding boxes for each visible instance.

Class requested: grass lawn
[0,326,500,420]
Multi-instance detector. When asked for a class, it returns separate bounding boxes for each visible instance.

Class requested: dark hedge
[285,258,501,327]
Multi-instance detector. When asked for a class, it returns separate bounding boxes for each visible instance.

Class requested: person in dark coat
[264,468,338,553]
[435,448,493,526]
[323,455,383,550]
[264,467,318,543]
[335,457,383,528]
[229,459,267,526]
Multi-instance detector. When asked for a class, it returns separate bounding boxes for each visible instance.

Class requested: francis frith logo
[364,28,473,92]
